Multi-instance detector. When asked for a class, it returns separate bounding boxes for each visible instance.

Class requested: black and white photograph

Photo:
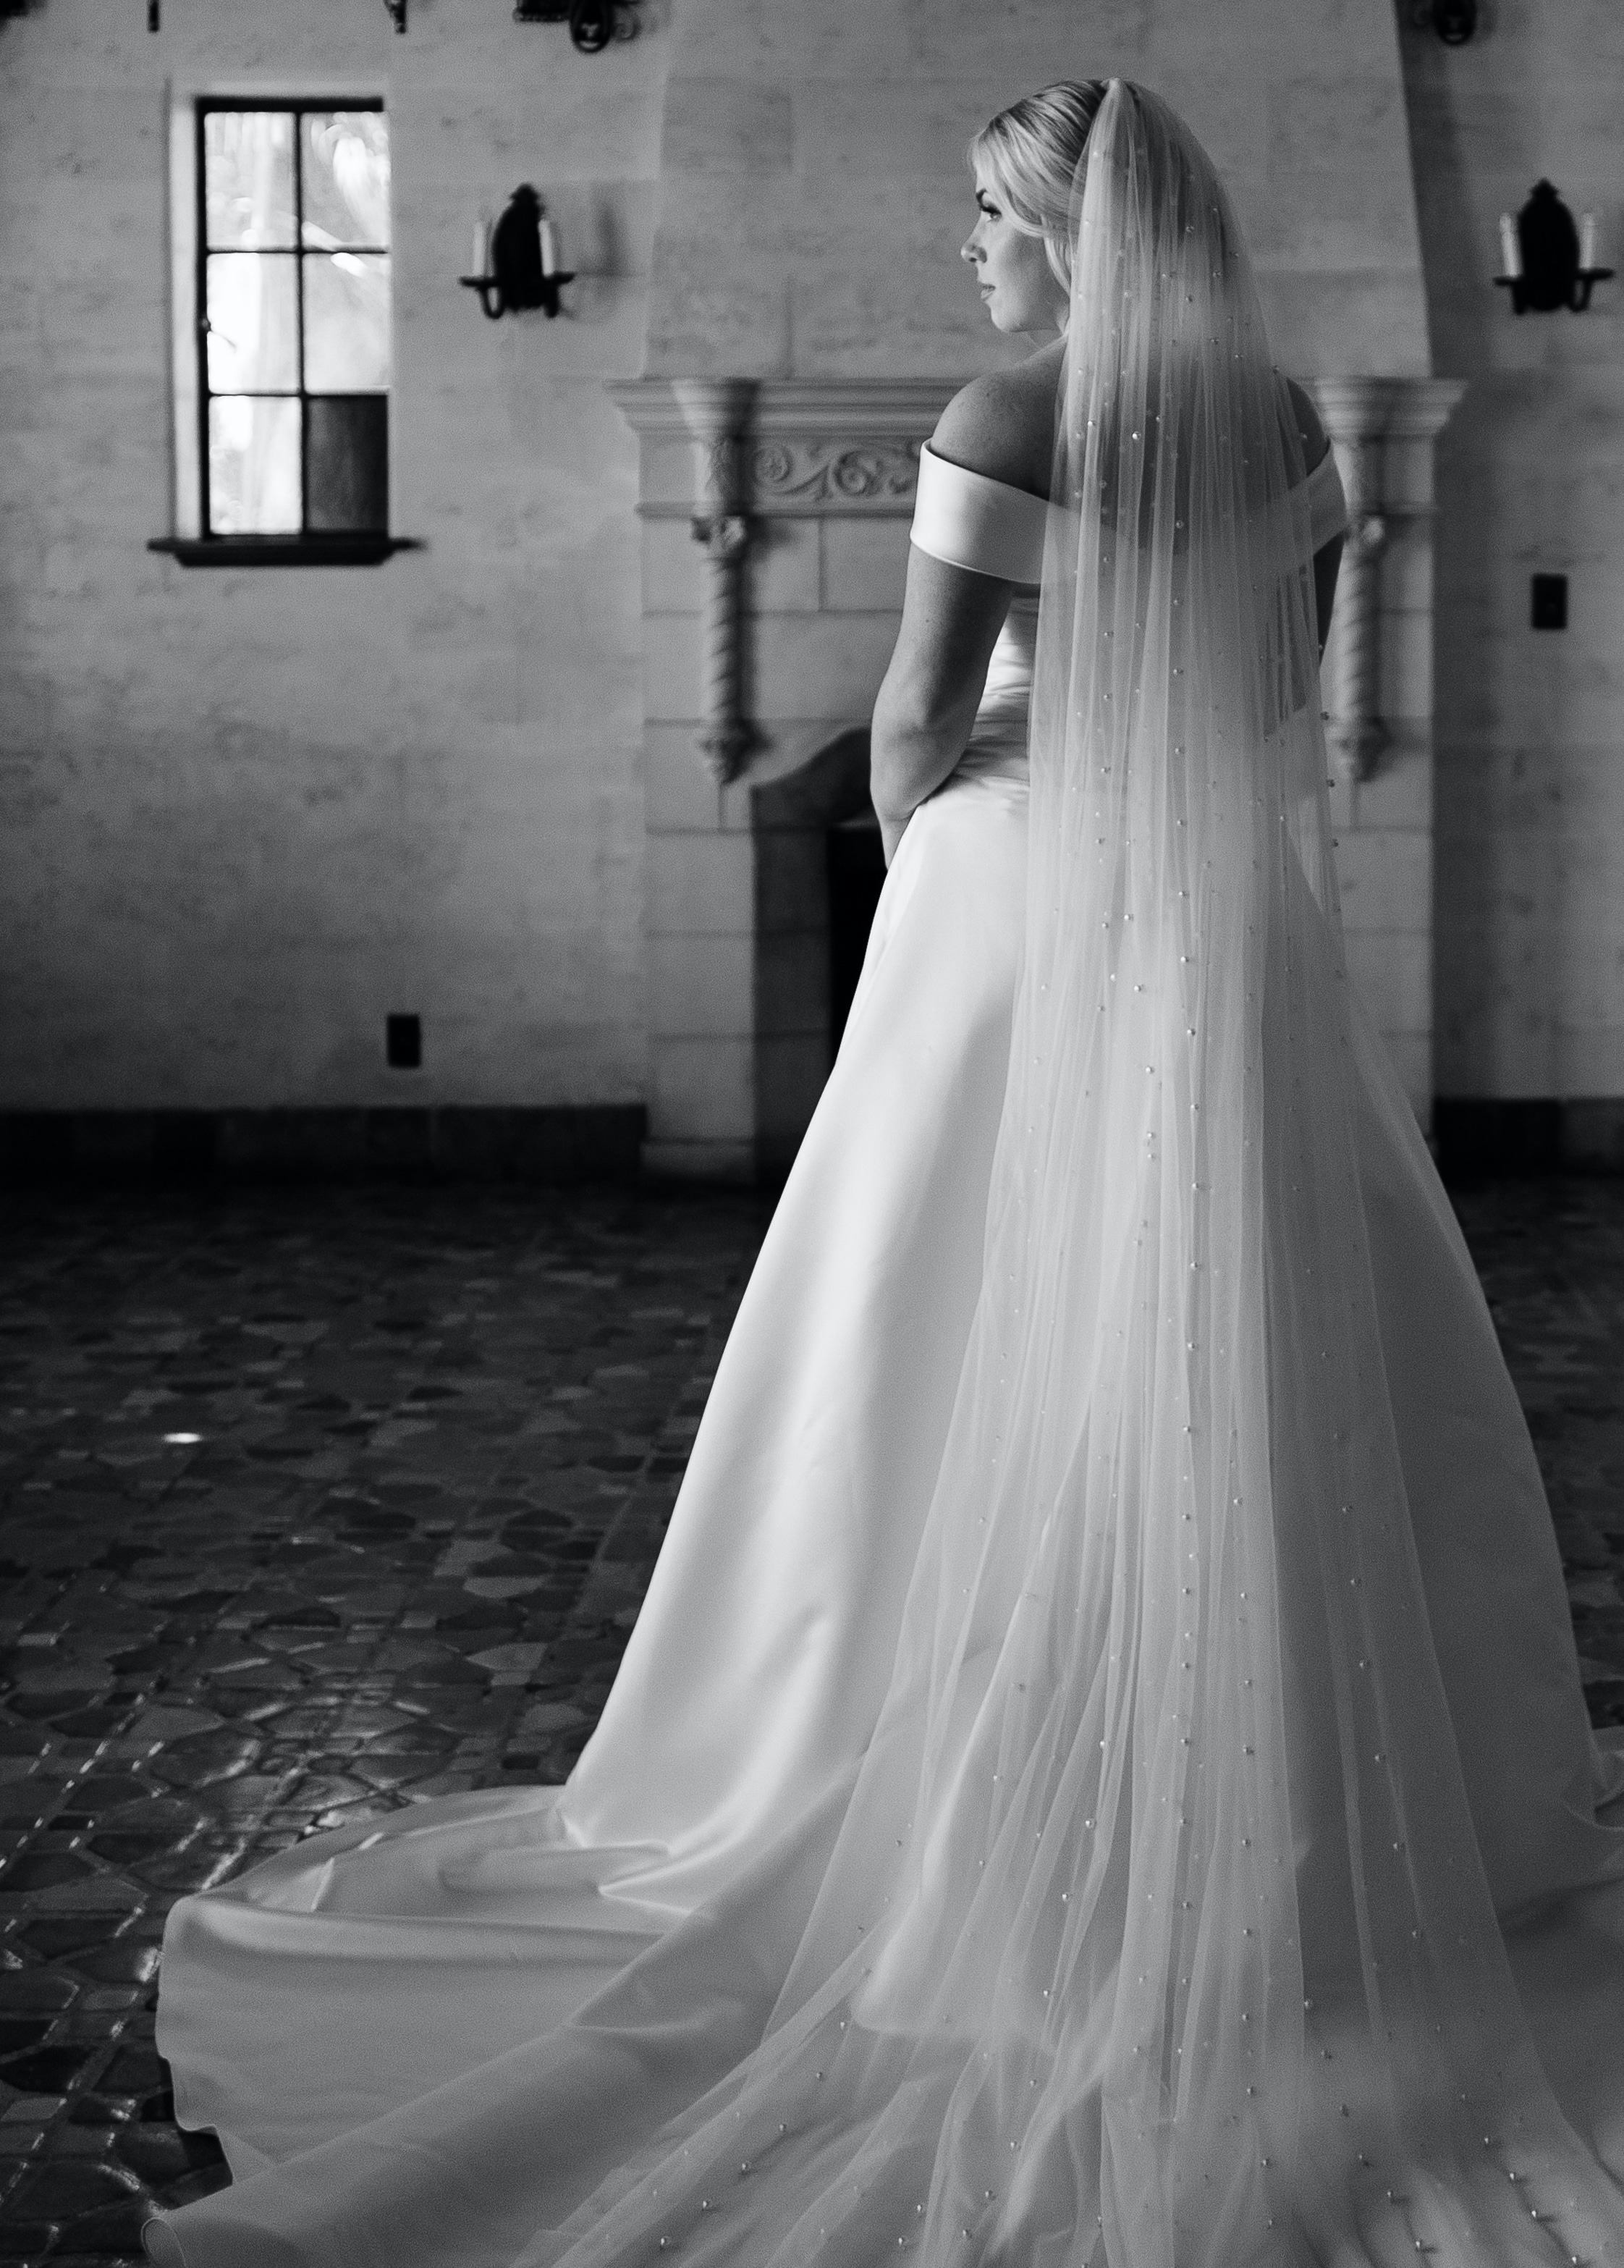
[2,1,1623,2261]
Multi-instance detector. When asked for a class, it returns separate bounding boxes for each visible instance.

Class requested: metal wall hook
[1409,0,1476,41]
[513,0,641,49]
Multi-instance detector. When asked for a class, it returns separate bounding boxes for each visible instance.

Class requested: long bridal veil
[544,82,1624,2268]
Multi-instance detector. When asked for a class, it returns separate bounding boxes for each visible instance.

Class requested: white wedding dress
[148,87,1624,2264]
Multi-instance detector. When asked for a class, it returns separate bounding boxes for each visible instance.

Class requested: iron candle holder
[1495,182,1612,313]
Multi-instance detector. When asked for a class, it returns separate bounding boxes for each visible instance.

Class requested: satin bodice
[909,434,1349,785]
[960,593,1041,782]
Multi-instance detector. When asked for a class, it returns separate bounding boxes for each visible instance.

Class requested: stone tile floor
[0,1176,1622,2263]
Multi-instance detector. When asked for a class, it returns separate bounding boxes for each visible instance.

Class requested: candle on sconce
[1579,211,1598,271]
[1498,212,1521,279]
[539,215,559,279]
[472,218,492,278]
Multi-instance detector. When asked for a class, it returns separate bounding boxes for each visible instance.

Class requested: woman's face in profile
[962,162,1067,337]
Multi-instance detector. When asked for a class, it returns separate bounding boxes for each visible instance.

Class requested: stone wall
[648,0,1429,383]
[1401,1,1624,1117]
[0,0,666,1113]
[10,0,1612,1154]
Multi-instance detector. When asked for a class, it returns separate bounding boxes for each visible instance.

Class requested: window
[180,101,396,558]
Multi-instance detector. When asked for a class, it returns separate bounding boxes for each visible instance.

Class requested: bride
[148,80,1624,2268]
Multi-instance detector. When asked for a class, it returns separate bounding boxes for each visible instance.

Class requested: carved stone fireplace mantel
[610,374,1459,1183]
[610,379,960,1184]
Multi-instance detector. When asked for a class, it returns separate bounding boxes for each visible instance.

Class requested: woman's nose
[960,235,978,266]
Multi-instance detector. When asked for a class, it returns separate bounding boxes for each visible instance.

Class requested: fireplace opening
[827,815,888,1058]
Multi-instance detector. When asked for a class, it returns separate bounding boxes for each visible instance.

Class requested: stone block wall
[14,0,1602,1155]
[649,0,1431,384]
[0,0,668,1116]
[1400,1,1624,1116]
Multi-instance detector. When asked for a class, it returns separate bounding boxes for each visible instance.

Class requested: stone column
[672,379,757,788]
[1318,397,1391,788]
[1311,376,1466,1125]
[609,378,950,1182]
[1314,378,1464,788]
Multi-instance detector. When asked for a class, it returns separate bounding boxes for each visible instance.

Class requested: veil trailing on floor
[535,82,1624,2268]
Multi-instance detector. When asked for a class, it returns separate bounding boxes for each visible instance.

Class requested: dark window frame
[182,95,410,564]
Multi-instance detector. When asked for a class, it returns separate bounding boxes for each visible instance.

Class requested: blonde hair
[969,80,1109,290]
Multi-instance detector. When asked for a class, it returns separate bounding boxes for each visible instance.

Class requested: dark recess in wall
[1435,1099,1624,1180]
[1531,573,1568,630]
[0,1108,648,1187]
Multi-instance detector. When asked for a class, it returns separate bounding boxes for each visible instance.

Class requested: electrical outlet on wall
[1531,573,1568,630]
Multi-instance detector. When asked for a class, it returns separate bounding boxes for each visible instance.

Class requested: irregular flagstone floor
[1,1175,1622,2263]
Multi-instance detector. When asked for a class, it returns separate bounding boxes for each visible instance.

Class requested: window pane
[301,111,390,249]
[306,397,388,533]
[206,253,298,392]
[303,254,391,391]
[208,397,301,534]
[203,110,295,250]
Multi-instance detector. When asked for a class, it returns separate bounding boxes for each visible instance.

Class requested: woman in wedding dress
[147,80,1624,2268]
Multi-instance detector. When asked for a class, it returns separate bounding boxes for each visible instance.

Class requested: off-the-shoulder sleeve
[1306,446,1348,554]
[910,443,1049,585]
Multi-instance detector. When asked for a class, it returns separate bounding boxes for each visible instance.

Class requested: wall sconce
[512,0,639,51]
[1410,0,1476,42]
[380,0,406,29]
[460,185,575,320]
[1497,182,1612,312]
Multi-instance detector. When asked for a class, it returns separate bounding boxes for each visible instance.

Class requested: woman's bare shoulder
[930,345,1062,501]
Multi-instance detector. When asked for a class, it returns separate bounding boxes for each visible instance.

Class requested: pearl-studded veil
[535,79,1624,2268]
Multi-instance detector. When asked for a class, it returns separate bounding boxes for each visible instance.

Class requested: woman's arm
[870,547,1012,864]
[871,368,1050,863]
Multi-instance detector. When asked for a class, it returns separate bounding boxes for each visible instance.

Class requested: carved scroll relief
[735,437,921,509]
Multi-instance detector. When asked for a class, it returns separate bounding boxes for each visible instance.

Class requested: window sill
[148,535,423,568]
